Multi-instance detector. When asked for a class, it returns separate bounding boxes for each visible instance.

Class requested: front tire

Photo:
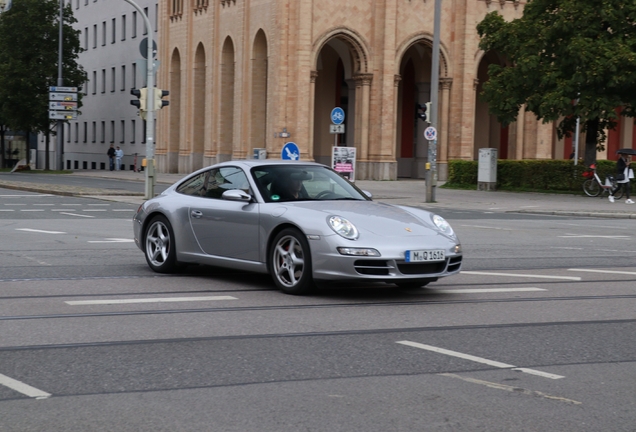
[269,228,314,295]
[144,215,178,273]
[583,179,600,197]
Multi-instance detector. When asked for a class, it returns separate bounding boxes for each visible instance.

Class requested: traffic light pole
[124,0,155,199]
[426,0,442,203]
[56,0,64,171]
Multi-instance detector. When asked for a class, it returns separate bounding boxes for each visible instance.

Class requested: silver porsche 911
[133,160,462,294]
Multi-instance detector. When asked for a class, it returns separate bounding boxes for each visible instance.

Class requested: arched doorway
[251,30,268,153]
[191,43,206,172]
[312,37,358,167]
[474,51,509,160]
[219,37,235,162]
[168,48,181,173]
[396,43,432,179]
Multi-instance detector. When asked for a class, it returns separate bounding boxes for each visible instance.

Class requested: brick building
[156,0,636,180]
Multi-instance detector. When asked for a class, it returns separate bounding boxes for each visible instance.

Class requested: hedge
[445,159,619,193]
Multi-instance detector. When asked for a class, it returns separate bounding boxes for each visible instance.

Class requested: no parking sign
[424,126,437,141]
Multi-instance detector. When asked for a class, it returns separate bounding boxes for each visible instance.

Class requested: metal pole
[426,0,442,202]
[573,117,580,166]
[124,0,155,199]
[56,0,64,170]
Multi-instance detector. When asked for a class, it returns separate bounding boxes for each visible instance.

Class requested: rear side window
[176,167,249,199]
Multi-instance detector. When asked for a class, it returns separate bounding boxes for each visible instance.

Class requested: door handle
[191,210,203,219]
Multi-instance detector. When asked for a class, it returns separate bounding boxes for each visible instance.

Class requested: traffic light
[155,89,170,109]
[130,88,147,112]
[416,102,432,122]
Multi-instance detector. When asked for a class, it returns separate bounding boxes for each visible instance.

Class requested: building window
[131,119,136,143]
[93,24,97,48]
[132,62,137,88]
[83,122,87,143]
[121,15,126,40]
[101,69,106,93]
[66,123,71,143]
[120,120,125,143]
[121,65,126,91]
[91,122,96,143]
[132,11,137,38]
[111,67,116,92]
[102,21,106,46]
[110,121,115,143]
[74,123,78,143]
[194,0,208,14]
[170,0,184,19]
[84,27,88,49]
[143,8,149,35]
[101,121,105,143]
[92,71,96,94]
[111,19,116,44]
[142,120,146,143]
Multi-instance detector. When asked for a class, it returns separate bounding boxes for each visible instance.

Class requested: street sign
[49,86,78,93]
[139,38,158,59]
[330,124,345,134]
[331,107,345,125]
[49,111,77,120]
[49,101,78,110]
[281,142,300,160]
[49,92,78,102]
[424,126,437,141]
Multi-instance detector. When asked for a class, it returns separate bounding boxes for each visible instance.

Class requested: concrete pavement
[1,169,636,219]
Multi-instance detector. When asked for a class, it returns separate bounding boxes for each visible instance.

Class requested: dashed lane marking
[568,268,636,276]
[460,271,581,281]
[65,296,238,305]
[431,288,546,294]
[59,212,94,218]
[15,228,66,234]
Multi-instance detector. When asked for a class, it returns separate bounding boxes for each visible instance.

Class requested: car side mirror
[222,189,252,202]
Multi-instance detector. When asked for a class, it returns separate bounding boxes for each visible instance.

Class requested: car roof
[217,159,325,169]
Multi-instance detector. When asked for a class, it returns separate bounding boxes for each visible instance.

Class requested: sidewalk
[1,169,635,219]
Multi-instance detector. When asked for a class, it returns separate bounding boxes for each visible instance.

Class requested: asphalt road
[1,188,635,431]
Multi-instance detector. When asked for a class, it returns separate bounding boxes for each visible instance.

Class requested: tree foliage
[0,0,87,135]
[477,0,636,162]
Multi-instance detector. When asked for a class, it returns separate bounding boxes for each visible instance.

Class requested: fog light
[337,247,381,256]
[453,244,462,254]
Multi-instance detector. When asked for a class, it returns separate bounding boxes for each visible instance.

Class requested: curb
[515,209,636,219]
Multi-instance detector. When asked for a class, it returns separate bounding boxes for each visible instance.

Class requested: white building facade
[37,0,159,171]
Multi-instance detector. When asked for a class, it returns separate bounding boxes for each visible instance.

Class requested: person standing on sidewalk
[115,146,124,171]
[107,144,116,171]
[609,153,633,204]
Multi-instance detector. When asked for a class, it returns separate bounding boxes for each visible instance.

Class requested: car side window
[177,167,249,199]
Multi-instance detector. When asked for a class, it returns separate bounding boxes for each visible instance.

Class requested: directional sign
[49,86,78,93]
[331,107,345,125]
[49,101,78,110]
[424,126,437,141]
[330,124,345,134]
[49,111,77,120]
[139,37,158,59]
[281,142,300,160]
[49,92,78,102]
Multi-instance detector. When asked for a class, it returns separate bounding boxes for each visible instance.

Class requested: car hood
[276,200,443,238]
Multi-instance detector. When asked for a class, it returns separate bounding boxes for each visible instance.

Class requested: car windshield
[251,165,370,203]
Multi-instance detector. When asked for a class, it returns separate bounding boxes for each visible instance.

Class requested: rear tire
[583,179,600,197]
[613,186,625,200]
[144,215,178,273]
[269,228,314,295]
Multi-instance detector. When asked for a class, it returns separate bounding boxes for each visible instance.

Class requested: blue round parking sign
[281,142,300,160]
[331,107,345,125]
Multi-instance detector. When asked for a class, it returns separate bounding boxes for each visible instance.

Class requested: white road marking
[551,247,583,250]
[59,212,94,218]
[66,296,238,305]
[461,271,581,281]
[4,204,26,206]
[33,204,54,206]
[460,225,512,231]
[19,209,44,212]
[396,341,564,379]
[519,205,540,208]
[112,209,133,212]
[569,268,636,276]
[440,374,580,404]
[88,204,110,206]
[61,204,81,206]
[82,209,107,212]
[431,288,546,294]
[0,373,51,399]
[559,234,631,239]
[87,238,134,243]
[0,194,53,198]
[16,229,66,234]
[0,209,15,212]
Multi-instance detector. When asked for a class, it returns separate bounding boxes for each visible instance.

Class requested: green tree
[477,0,636,165]
[0,0,87,167]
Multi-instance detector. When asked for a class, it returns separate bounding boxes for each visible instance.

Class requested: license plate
[405,249,445,262]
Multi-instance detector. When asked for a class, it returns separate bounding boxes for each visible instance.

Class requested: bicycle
[582,163,624,199]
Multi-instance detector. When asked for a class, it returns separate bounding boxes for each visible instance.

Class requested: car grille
[354,260,393,276]
[396,261,447,275]
[447,255,462,272]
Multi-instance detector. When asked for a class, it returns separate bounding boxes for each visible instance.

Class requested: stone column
[438,77,452,180]
[354,73,373,161]
[515,105,525,160]
[308,71,318,161]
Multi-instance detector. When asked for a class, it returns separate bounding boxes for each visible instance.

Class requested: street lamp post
[426,0,442,203]
[123,0,155,199]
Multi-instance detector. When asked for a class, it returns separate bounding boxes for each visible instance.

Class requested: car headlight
[432,214,453,236]
[328,216,359,240]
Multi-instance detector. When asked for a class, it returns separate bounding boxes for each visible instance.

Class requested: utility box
[478,148,497,191]
[253,148,267,160]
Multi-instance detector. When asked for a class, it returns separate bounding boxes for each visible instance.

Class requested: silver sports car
[133,160,462,294]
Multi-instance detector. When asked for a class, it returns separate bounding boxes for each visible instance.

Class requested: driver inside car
[271,170,310,201]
